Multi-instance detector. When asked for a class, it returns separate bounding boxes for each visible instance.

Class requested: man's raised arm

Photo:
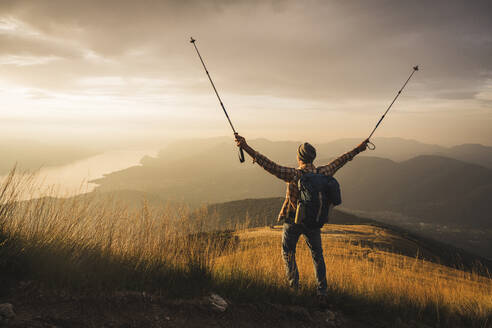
[235,134,297,183]
[317,139,369,176]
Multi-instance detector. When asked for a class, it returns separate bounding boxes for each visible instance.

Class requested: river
[0,149,158,199]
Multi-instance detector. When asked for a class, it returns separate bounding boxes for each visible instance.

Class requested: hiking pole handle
[234,132,246,163]
[238,147,245,163]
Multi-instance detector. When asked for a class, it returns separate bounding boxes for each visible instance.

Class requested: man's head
[297,142,316,165]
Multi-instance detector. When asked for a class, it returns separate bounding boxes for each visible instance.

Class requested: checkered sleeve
[317,146,363,176]
[252,151,298,183]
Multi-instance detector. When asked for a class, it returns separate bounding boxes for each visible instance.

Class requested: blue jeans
[282,223,327,295]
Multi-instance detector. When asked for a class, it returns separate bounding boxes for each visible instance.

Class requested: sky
[0,0,491,147]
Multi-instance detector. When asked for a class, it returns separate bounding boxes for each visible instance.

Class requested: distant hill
[92,141,287,204]
[205,197,377,229]
[335,155,492,228]
[441,143,492,169]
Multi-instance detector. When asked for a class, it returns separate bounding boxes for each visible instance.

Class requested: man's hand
[357,138,370,152]
[235,133,247,148]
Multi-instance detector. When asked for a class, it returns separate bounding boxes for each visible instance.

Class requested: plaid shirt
[249,146,363,222]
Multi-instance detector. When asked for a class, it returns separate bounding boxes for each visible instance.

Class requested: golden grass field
[1,170,491,327]
[216,225,492,323]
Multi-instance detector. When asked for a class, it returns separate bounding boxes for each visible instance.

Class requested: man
[234,134,368,298]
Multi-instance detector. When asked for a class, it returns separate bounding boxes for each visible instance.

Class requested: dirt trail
[2,289,372,328]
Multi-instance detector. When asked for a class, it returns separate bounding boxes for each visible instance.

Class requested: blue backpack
[294,172,341,229]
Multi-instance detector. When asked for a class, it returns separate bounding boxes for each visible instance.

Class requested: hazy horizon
[3,134,491,150]
[1,0,491,147]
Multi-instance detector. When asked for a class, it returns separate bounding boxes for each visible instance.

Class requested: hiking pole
[190,37,245,163]
[366,65,419,150]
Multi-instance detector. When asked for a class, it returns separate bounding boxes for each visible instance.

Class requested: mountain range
[91,137,492,229]
[141,137,492,168]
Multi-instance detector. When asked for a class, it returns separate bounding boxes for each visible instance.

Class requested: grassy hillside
[1,171,491,327]
[220,225,492,326]
[206,197,492,272]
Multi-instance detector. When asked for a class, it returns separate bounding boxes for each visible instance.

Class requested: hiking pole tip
[190,37,196,43]
[413,65,419,71]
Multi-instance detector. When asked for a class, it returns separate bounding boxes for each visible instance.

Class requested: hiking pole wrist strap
[367,141,376,150]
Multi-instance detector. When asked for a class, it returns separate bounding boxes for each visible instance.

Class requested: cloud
[0,16,85,67]
[0,0,491,145]
[475,80,492,103]
[0,54,61,66]
[0,0,490,100]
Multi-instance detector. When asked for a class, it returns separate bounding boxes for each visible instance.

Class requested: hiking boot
[317,294,330,309]
[287,284,301,303]
[288,281,300,293]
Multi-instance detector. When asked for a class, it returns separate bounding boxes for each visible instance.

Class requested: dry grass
[1,169,491,327]
[0,169,220,293]
[217,226,492,326]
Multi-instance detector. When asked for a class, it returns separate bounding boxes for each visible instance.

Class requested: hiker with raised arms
[191,37,416,300]
[234,134,369,300]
